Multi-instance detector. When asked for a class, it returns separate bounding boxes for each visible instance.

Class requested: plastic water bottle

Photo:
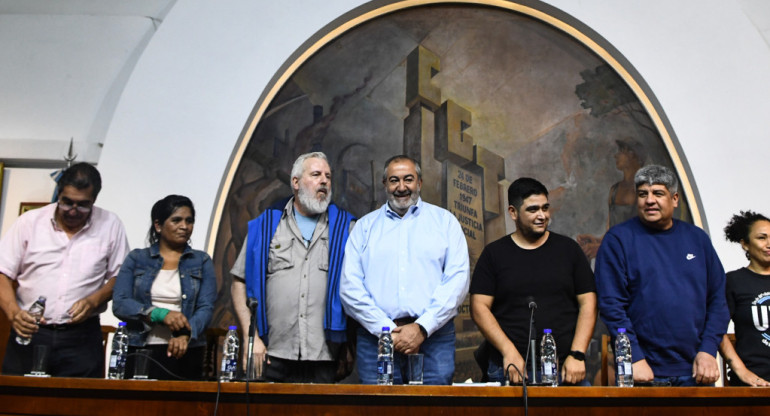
[377,326,394,385]
[108,322,129,379]
[220,325,239,381]
[15,296,46,345]
[540,328,558,386]
[616,328,634,387]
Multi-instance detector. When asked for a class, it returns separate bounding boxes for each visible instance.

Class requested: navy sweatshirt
[595,217,730,377]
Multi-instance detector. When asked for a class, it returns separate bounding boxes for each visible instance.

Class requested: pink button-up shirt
[0,203,130,324]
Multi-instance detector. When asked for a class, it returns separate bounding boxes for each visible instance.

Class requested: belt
[393,317,417,326]
[39,316,98,331]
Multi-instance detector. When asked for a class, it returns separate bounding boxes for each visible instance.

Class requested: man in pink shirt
[0,163,129,377]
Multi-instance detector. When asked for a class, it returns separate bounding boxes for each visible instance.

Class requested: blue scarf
[245,198,355,344]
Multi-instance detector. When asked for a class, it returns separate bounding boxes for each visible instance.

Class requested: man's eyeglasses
[57,200,93,213]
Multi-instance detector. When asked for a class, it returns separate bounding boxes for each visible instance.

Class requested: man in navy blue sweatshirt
[595,165,729,386]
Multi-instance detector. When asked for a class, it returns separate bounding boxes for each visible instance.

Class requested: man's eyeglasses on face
[57,200,92,213]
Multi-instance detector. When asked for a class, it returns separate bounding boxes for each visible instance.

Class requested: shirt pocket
[77,242,109,277]
[132,268,150,297]
[317,237,329,272]
[185,267,202,301]
[268,237,294,274]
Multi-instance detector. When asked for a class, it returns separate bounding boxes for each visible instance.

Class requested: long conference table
[2,375,769,415]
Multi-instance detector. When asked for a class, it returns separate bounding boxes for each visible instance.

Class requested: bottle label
[377,360,393,375]
[109,355,118,368]
[543,363,554,376]
[221,358,237,373]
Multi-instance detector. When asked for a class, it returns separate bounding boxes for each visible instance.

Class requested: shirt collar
[150,242,193,257]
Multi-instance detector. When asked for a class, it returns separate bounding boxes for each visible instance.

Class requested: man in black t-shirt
[470,177,597,385]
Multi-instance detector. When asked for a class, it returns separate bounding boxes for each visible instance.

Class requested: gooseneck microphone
[514,296,538,416]
[524,296,538,380]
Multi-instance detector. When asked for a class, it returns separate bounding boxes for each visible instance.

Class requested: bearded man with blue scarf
[231,152,355,383]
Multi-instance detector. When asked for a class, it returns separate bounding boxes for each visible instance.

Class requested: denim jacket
[112,243,216,348]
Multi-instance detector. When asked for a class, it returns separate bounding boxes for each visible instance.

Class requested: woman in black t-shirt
[720,210,770,386]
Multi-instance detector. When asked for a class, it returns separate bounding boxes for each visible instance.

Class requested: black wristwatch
[568,350,586,361]
[417,323,428,338]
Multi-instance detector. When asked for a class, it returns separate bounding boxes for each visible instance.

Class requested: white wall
[0,168,57,238]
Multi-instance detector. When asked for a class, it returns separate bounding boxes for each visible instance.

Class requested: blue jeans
[653,375,708,387]
[487,359,591,386]
[356,321,455,385]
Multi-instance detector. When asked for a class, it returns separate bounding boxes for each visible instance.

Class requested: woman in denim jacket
[113,195,216,380]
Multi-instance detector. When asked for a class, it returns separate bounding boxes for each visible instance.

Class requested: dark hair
[148,195,195,245]
[724,210,770,244]
[508,177,548,210]
[57,162,102,199]
[382,155,422,182]
[634,165,678,195]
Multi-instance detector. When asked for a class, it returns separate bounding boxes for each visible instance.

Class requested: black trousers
[2,316,103,377]
[125,344,205,380]
[263,355,336,383]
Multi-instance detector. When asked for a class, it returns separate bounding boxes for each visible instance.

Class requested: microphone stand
[521,299,537,416]
[245,298,258,416]
[524,300,538,383]
[247,323,256,380]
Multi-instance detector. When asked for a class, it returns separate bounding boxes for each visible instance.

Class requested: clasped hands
[392,323,425,355]
[163,311,191,358]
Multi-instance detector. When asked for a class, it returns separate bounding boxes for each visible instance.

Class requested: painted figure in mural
[595,165,729,386]
[0,162,130,377]
[340,155,469,385]
[577,137,646,260]
[719,210,770,386]
[112,195,216,380]
[470,177,597,385]
[230,152,356,383]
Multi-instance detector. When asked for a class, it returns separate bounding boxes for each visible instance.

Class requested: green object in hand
[150,307,170,323]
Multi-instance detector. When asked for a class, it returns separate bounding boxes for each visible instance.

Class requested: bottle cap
[618,328,626,333]
[118,322,127,327]
[543,328,552,334]
[382,326,390,332]
[229,325,237,330]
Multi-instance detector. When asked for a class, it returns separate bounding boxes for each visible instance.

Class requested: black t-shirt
[726,267,770,381]
[470,232,595,365]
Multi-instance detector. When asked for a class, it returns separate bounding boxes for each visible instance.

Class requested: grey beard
[387,191,419,212]
[297,186,332,215]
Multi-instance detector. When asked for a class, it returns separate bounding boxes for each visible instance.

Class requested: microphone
[247,297,259,311]
[527,296,537,310]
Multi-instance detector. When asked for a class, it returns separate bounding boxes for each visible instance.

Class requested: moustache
[393,190,411,197]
